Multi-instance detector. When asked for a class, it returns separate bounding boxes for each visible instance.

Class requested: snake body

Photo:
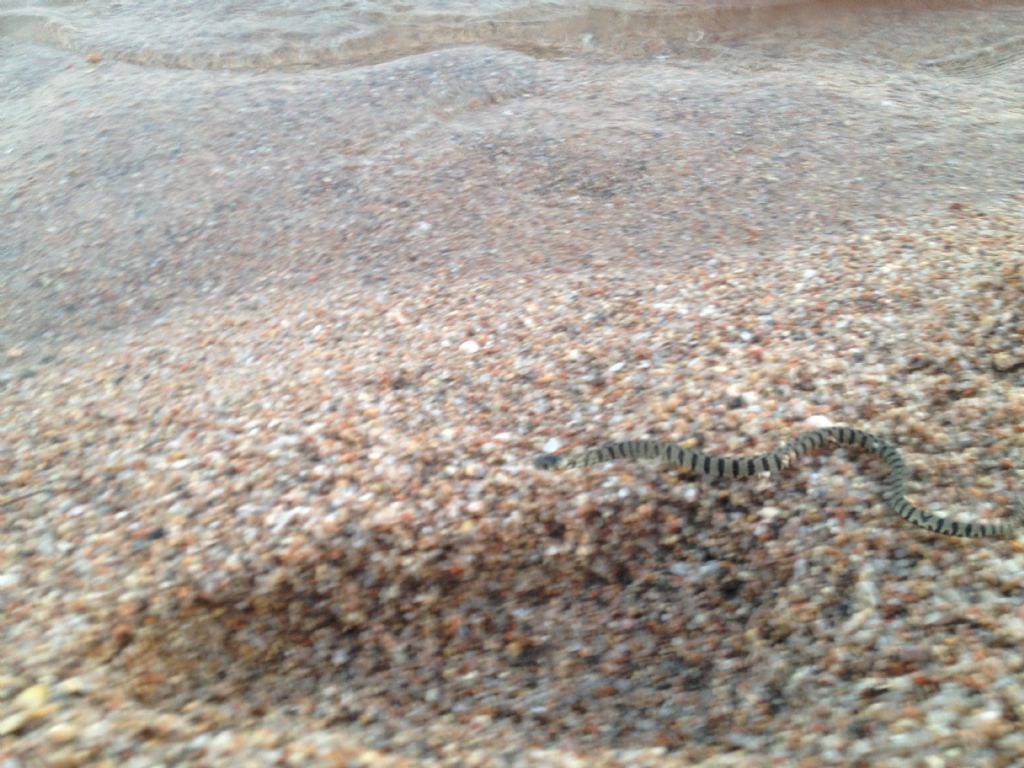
[535,426,1023,539]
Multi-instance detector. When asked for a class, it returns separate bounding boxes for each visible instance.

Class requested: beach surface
[3,1,1024,765]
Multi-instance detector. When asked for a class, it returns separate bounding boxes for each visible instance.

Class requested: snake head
[533,454,562,470]
[1011,494,1024,530]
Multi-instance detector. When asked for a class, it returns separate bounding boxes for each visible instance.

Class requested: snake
[534,426,1024,539]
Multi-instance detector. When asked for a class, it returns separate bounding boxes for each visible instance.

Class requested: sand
[3,1,1024,765]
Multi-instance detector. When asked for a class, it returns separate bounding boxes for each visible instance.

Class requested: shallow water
[1,0,1023,356]
[3,0,1023,70]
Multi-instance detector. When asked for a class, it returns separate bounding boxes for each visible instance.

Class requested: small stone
[669,562,693,577]
[12,683,48,711]
[996,618,1024,643]
[993,352,1021,372]
[55,678,87,696]
[82,719,112,742]
[0,710,30,736]
[805,414,834,429]
[458,339,480,354]
[969,708,1008,738]
[47,722,81,743]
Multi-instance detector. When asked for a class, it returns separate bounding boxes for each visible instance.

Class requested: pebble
[0,711,32,736]
[10,684,48,712]
[542,437,563,454]
[46,722,81,744]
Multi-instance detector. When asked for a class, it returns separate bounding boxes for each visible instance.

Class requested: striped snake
[534,426,1024,539]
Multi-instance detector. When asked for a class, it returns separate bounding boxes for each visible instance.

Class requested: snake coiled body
[535,426,1023,539]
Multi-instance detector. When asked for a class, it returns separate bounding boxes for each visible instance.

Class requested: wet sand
[3,2,1024,362]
